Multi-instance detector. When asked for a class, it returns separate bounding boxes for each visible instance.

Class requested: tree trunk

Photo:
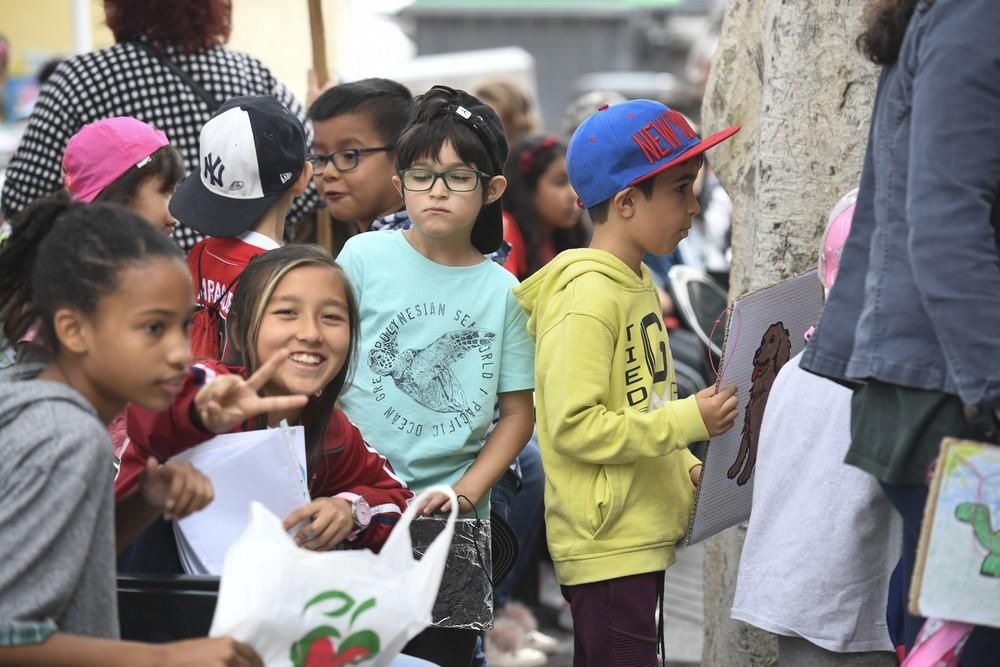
[699,1,877,665]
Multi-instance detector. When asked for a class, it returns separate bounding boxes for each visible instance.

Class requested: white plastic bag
[209,487,458,667]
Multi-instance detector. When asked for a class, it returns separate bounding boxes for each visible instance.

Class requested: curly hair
[104,0,232,53]
[857,0,924,65]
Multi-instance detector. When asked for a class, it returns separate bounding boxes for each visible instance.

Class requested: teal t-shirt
[337,231,535,512]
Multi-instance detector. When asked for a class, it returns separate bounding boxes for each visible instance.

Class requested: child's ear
[391,174,404,198]
[51,308,91,355]
[291,162,313,196]
[613,187,637,220]
[485,175,507,204]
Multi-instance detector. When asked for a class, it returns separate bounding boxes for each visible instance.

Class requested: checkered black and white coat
[0,36,320,251]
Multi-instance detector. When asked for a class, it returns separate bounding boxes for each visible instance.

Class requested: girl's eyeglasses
[306,146,393,173]
[398,167,490,192]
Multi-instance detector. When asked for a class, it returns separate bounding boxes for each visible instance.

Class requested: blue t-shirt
[337,231,535,511]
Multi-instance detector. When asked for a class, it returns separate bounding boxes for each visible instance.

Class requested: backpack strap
[130,40,221,113]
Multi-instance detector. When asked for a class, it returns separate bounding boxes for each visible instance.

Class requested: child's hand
[420,488,475,516]
[283,497,354,551]
[194,350,309,434]
[139,456,214,521]
[689,464,703,487]
[695,384,739,436]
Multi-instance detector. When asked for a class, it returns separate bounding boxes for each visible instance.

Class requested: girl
[501,133,588,281]
[335,85,536,667]
[0,119,184,373]
[0,196,262,666]
[62,116,184,236]
[118,244,413,554]
[61,117,185,456]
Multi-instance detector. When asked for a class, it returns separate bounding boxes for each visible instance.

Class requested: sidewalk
[536,540,705,667]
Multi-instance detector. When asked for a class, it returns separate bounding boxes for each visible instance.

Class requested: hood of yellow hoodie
[513,248,654,339]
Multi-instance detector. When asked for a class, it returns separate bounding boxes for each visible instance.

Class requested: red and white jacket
[116,360,412,551]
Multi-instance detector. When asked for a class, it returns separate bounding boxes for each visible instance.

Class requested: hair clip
[517,135,561,175]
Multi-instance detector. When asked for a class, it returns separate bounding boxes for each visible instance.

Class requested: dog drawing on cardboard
[727,321,791,486]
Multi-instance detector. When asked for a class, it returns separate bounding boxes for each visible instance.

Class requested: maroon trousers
[561,571,665,667]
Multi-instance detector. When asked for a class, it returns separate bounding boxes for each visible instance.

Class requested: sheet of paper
[171,424,310,575]
[687,271,823,544]
[911,438,1000,628]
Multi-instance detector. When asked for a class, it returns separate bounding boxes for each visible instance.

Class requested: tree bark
[699,1,877,664]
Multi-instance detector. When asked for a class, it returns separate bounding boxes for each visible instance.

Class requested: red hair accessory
[517,135,560,175]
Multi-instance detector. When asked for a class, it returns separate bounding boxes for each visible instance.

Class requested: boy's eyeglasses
[398,167,490,192]
[306,146,393,173]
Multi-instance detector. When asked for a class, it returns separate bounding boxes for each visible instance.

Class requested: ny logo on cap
[203,153,226,188]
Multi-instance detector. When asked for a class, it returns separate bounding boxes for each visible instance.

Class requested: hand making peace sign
[194,350,309,434]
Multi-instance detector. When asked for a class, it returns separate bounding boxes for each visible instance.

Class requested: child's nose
[169,335,193,368]
[296,318,322,341]
[430,175,450,197]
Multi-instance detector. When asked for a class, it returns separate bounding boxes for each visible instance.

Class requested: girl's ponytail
[0,193,72,341]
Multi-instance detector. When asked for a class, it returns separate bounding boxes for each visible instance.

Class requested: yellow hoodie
[514,248,708,586]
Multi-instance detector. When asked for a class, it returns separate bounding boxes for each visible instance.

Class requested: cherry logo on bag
[290,590,381,667]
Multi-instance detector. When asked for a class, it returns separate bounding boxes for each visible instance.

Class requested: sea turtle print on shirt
[369,327,497,414]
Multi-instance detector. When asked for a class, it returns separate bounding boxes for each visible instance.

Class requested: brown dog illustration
[727,321,791,486]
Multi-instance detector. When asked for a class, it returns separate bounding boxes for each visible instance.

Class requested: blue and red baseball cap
[567,99,740,208]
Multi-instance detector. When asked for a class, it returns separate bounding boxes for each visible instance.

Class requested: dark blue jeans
[492,436,545,607]
[473,436,546,666]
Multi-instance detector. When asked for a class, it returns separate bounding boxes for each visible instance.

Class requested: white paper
[171,423,311,575]
[687,271,823,544]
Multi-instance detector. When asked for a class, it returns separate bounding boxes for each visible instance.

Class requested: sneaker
[485,618,548,667]
[501,601,559,655]
[486,645,547,667]
[523,629,559,654]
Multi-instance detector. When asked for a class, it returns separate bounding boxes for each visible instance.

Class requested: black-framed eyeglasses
[398,167,490,192]
[306,146,393,173]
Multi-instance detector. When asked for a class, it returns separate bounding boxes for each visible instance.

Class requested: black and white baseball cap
[170,95,307,237]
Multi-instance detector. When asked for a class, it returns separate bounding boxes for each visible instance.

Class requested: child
[59,117,185,456]
[2,118,186,372]
[118,244,413,555]
[335,85,536,667]
[0,196,261,666]
[732,191,901,667]
[513,99,740,666]
[171,95,312,360]
[307,78,413,234]
[62,116,184,235]
[502,133,588,281]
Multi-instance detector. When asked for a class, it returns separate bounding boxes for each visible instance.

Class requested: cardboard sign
[687,271,823,544]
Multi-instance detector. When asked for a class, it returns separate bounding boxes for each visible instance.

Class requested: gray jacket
[0,363,118,644]
[802,0,1000,407]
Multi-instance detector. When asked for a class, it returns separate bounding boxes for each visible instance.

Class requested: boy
[307,78,413,233]
[336,85,535,667]
[513,99,740,666]
[169,96,312,360]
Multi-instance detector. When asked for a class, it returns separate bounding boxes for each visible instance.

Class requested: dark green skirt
[848,380,966,485]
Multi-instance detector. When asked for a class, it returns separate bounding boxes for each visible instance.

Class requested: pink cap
[818,188,858,290]
[62,117,170,203]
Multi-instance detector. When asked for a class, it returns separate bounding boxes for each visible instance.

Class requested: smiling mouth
[289,352,325,367]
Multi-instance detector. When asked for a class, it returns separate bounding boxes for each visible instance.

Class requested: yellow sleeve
[538,311,709,465]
